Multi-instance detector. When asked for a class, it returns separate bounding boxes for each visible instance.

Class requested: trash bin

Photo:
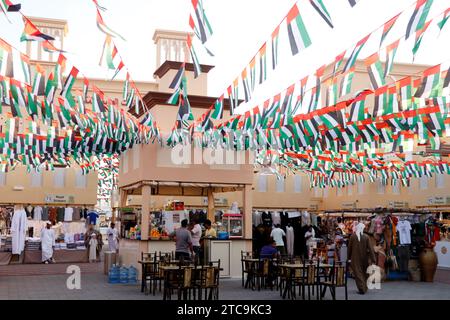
[104,251,117,275]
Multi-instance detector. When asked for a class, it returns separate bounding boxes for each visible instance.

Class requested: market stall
[0,204,92,264]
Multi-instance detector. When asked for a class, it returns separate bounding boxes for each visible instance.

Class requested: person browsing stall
[203,219,217,238]
[270,224,286,255]
[171,219,194,261]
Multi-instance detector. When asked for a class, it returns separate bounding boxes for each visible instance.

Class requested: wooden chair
[140,251,157,294]
[159,251,174,261]
[163,263,183,300]
[198,260,221,300]
[298,260,319,300]
[319,261,348,300]
[240,251,253,287]
[255,257,276,291]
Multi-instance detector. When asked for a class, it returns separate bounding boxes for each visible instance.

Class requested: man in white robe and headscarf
[41,221,56,263]
[107,222,119,253]
[347,222,376,294]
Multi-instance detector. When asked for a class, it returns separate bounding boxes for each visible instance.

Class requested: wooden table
[279,263,333,299]
[242,258,278,290]
[160,265,223,300]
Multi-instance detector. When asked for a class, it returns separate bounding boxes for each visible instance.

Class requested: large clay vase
[419,248,438,282]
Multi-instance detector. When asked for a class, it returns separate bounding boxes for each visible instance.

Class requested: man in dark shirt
[171,219,193,261]
[260,240,278,258]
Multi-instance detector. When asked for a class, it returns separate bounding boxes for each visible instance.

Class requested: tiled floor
[0,267,449,300]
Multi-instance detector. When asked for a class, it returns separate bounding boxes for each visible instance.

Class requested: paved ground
[0,268,449,300]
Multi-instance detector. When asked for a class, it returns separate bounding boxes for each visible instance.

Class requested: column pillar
[141,185,151,240]
[207,188,215,222]
[243,184,253,239]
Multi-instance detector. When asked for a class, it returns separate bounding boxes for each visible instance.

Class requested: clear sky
[0,0,449,114]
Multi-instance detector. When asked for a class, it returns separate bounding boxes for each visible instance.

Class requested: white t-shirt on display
[397,220,412,245]
[270,228,286,246]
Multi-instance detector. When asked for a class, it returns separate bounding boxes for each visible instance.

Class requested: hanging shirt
[33,206,43,221]
[270,227,286,246]
[87,211,99,225]
[272,212,281,226]
[11,208,27,255]
[397,220,412,245]
[64,207,73,222]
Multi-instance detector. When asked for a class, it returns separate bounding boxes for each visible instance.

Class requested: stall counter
[118,238,252,279]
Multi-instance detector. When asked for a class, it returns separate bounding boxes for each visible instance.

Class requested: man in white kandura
[41,221,56,264]
[107,222,119,253]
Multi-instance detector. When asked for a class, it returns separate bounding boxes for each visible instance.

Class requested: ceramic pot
[419,248,437,282]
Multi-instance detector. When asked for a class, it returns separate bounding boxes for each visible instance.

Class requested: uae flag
[343,34,370,72]
[437,8,450,32]
[309,0,333,28]
[259,43,267,84]
[20,17,55,42]
[187,35,201,79]
[405,0,434,40]
[0,39,14,77]
[286,4,312,56]
[45,72,57,106]
[340,67,355,97]
[349,93,367,122]
[95,8,125,40]
[19,53,31,85]
[83,77,89,102]
[61,66,78,108]
[397,76,412,110]
[280,84,295,120]
[210,94,224,120]
[271,26,280,70]
[380,13,401,47]
[414,64,441,98]
[191,0,213,44]
[32,64,45,96]
[373,86,388,118]
[384,39,400,79]
[167,87,180,105]
[241,68,251,102]
[249,57,256,92]
[169,63,185,89]
[332,51,346,76]
[325,77,338,107]
[92,86,106,113]
[412,20,431,60]
[227,78,239,115]
[365,52,385,90]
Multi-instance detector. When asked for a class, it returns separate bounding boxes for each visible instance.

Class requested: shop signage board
[342,202,356,209]
[427,196,449,205]
[45,194,74,204]
[309,204,319,210]
[202,197,229,206]
[388,201,409,208]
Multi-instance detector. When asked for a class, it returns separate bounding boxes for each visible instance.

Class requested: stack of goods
[25,239,41,251]
[76,241,86,250]
[66,243,77,250]
[54,242,67,250]
[0,236,12,252]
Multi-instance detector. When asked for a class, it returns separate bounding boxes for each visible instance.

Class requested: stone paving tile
[0,273,449,300]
